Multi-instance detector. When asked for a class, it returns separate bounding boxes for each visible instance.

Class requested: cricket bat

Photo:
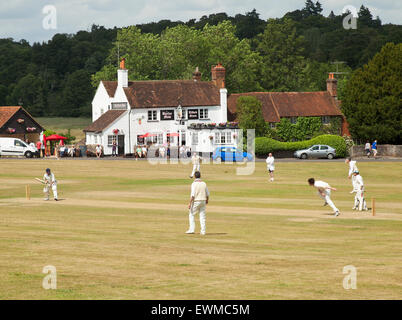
[34,178,46,184]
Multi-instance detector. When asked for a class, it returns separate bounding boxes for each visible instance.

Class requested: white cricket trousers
[191,164,200,177]
[188,200,206,234]
[354,190,367,210]
[44,184,58,199]
[318,190,338,212]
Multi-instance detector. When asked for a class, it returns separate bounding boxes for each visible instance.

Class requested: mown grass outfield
[36,117,92,142]
[0,159,401,299]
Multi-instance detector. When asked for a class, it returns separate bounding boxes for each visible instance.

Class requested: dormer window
[111,102,127,110]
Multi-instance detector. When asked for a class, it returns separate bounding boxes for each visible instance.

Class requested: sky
[0,0,401,44]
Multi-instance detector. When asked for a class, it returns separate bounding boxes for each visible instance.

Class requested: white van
[0,137,38,158]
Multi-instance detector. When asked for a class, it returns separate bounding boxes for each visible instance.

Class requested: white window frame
[107,135,116,146]
[214,131,232,145]
[157,133,163,145]
[199,108,208,119]
[148,110,157,121]
[111,102,128,110]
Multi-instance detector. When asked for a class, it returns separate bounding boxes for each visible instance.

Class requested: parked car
[0,137,38,158]
[294,144,336,159]
[212,146,253,162]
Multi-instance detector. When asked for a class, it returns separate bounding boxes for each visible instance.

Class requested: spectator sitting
[95,144,102,158]
[136,146,142,159]
[142,145,147,158]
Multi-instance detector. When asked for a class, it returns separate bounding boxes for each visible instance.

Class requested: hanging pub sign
[160,110,174,121]
[187,109,199,120]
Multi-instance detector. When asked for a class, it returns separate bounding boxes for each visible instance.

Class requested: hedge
[255,134,347,158]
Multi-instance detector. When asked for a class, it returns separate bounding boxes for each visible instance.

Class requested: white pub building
[84,59,240,156]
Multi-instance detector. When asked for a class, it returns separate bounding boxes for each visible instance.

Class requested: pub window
[290,117,297,124]
[157,133,163,145]
[220,132,226,144]
[214,132,220,144]
[226,132,232,144]
[107,135,116,146]
[148,110,157,121]
[137,135,144,144]
[199,108,208,119]
[269,122,276,129]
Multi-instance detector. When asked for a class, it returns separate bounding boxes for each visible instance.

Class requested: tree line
[0,1,400,142]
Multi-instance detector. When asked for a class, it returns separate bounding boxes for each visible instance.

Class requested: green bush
[255,134,347,157]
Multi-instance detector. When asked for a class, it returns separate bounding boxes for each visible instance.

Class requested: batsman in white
[345,157,359,193]
[186,171,209,235]
[43,168,58,201]
[189,152,201,178]
[352,170,367,211]
[308,178,340,216]
[266,152,275,182]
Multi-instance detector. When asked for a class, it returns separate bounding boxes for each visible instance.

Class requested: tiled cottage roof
[83,110,126,133]
[227,91,343,122]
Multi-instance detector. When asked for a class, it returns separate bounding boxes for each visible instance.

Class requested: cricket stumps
[26,185,31,200]
[371,198,376,216]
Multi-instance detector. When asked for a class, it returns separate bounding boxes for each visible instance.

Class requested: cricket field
[0,159,401,299]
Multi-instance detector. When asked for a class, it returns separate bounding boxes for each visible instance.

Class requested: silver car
[294,144,336,159]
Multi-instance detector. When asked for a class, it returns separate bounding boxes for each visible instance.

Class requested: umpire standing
[186,171,209,235]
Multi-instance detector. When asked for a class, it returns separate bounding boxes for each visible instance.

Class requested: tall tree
[236,96,266,137]
[341,43,402,144]
[256,18,307,91]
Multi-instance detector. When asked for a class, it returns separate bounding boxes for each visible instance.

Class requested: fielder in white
[43,168,58,201]
[352,170,367,211]
[266,153,275,182]
[186,171,209,235]
[308,178,340,216]
[190,152,201,178]
[345,157,359,193]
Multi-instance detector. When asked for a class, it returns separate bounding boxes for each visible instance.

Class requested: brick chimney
[192,67,201,82]
[118,58,128,88]
[211,63,226,89]
[326,73,337,98]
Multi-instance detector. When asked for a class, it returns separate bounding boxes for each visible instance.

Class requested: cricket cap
[46,168,51,173]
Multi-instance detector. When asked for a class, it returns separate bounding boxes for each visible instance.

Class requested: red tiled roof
[102,80,220,108]
[0,106,22,128]
[102,81,118,98]
[83,110,126,133]
[227,91,343,122]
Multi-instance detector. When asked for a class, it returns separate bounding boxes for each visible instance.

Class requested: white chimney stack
[220,88,228,123]
[118,58,128,88]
